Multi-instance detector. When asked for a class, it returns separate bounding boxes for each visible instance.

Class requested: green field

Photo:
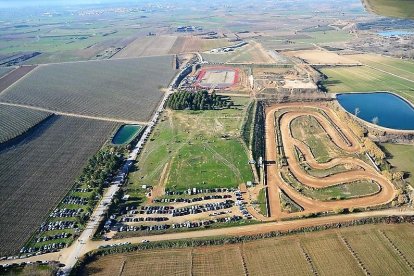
[381,143,414,187]
[128,97,253,192]
[321,66,414,104]
[295,30,354,44]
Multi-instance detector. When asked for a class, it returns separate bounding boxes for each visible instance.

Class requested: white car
[141,239,150,243]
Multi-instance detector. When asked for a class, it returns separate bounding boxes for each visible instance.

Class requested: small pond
[337,92,414,130]
[112,124,142,145]
[378,30,414,37]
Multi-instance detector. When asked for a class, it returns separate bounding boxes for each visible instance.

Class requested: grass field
[0,116,118,256]
[0,56,177,122]
[127,97,253,192]
[347,54,414,82]
[0,105,51,144]
[291,115,346,163]
[321,66,414,104]
[381,143,414,187]
[169,36,231,54]
[81,223,414,276]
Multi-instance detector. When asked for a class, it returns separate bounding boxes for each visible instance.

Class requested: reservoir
[112,124,142,145]
[378,30,414,37]
[337,92,414,130]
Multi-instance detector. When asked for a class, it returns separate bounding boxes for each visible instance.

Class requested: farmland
[0,105,51,144]
[0,67,13,78]
[0,56,178,122]
[0,116,118,256]
[0,65,36,93]
[127,97,253,192]
[81,223,414,276]
[321,66,414,104]
[114,36,178,58]
[169,36,231,54]
[202,42,276,64]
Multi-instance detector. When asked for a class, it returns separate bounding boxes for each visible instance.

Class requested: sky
[0,0,138,8]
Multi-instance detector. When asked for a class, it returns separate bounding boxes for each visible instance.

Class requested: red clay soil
[265,102,396,220]
[0,65,37,93]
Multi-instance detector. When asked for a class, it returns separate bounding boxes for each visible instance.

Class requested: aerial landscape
[0,0,413,275]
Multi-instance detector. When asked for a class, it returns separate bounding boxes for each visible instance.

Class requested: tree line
[166,91,233,110]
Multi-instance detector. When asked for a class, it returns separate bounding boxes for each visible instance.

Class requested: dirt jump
[265,102,396,219]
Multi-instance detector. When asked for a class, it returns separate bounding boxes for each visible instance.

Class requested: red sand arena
[196,67,239,89]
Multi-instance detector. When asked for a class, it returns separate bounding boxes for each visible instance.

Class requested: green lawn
[128,97,254,191]
[257,188,268,216]
[321,66,414,104]
[381,143,414,187]
[295,30,353,44]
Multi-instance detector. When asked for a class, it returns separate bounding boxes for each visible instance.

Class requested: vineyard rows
[0,56,177,122]
[0,105,51,144]
[0,115,118,256]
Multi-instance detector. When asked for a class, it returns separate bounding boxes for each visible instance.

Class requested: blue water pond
[337,92,414,130]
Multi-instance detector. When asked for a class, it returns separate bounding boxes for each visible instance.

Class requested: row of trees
[79,147,123,191]
[166,91,233,110]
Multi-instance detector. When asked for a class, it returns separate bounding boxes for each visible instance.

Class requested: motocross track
[265,102,396,219]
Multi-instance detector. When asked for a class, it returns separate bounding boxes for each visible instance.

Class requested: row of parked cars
[172,200,234,217]
[153,194,232,204]
[39,221,76,232]
[50,208,83,218]
[121,216,169,223]
[35,232,71,243]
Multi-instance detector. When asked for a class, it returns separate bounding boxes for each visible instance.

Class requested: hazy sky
[0,0,137,8]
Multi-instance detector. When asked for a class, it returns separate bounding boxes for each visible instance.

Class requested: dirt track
[265,102,396,219]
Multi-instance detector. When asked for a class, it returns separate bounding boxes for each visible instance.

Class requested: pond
[337,92,414,130]
[378,30,414,37]
[112,124,142,145]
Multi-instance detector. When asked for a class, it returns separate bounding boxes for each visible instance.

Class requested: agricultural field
[284,50,359,64]
[0,105,51,144]
[114,36,178,58]
[381,143,414,187]
[202,42,275,64]
[80,223,414,276]
[0,67,13,78]
[0,116,118,256]
[127,97,253,192]
[169,36,231,54]
[0,65,36,93]
[0,56,178,122]
[321,66,414,104]
[347,54,414,82]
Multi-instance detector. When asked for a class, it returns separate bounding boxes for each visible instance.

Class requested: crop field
[0,65,36,93]
[265,103,395,219]
[0,105,51,144]
[0,56,177,122]
[127,97,253,192]
[321,66,414,104]
[169,36,231,54]
[381,143,414,187]
[202,42,275,64]
[114,36,178,58]
[0,116,118,256]
[0,67,13,78]
[81,223,414,276]
[284,50,358,64]
[347,54,414,82]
